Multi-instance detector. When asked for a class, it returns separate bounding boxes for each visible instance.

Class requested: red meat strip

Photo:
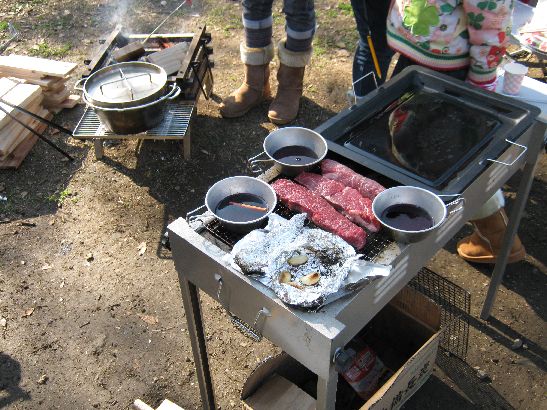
[321,159,386,200]
[295,172,381,232]
[271,179,366,249]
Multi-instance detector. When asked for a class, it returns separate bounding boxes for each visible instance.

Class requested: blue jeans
[351,0,393,96]
[242,0,315,51]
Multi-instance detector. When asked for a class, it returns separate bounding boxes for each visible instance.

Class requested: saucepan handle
[74,78,86,92]
[247,151,273,174]
[166,84,181,100]
[482,139,527,167]
[186,204,206,223]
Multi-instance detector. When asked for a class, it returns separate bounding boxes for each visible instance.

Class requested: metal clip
[482,139,527,166]
[230,308,270,343]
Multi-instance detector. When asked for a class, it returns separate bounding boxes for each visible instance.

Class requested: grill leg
[179,279,215,409]
[93,139,104,159]
[183,122,192,160]
[480,121,545,319]
[316,365,338,410]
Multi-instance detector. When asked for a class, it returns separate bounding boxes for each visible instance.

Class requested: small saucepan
[189,176,277,233]
[248,127,328,177]
[372,186,463,243]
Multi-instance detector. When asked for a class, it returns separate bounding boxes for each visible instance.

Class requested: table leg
[480,124,543,320]
[179,279,216,409]
[93,139,104,159]
[316,365,338,410]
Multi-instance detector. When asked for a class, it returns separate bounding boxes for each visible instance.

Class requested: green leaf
[403,0,440,36]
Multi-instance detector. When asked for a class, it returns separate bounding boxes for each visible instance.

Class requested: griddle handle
[483,139,527,167]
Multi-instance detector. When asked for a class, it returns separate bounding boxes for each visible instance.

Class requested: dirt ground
[0,1,545,409]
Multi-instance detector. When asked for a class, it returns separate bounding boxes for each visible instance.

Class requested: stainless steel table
[167,119,545,410]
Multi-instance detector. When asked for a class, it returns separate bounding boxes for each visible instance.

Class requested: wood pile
[0,54,80,113]
[0,55,80,168]
[0,77,51,169]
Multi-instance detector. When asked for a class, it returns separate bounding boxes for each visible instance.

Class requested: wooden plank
[0,83,42,128]
[0,77,19,98]
[0,134,39,169]
[57,95,80,109]
[0,104,46,156]
[43,88,71,106]
[0,55,77,78]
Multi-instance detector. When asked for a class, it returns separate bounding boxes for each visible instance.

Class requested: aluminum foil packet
[227,214,391,309]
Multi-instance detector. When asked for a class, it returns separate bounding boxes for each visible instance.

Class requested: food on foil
[295,172,380,232]
[233,213,306,274]
[278,271,291,283]
[231,214,359,308]
[288,252,308,266]
[271,179,366,249]
[321,159,385,200]
[300,271,321,286]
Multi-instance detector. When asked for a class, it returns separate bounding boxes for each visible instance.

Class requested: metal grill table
[72,102,195,159]
[168,118,545,409]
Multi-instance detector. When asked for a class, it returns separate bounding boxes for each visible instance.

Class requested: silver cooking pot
[248,127,328,177]
[372,186,463,243]
[187,176,277,233]
[82,84,181,135]
[75,62,168,109]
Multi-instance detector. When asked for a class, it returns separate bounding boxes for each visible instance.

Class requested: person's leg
[268,0,315,124]
[351,0,393,97]
[220,0,275,118]
[457,190,525,264]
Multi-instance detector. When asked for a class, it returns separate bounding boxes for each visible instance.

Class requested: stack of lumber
[0,54,80,114]
[0,77,51,169]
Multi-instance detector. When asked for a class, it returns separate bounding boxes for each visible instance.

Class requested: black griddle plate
[316,66,540,195]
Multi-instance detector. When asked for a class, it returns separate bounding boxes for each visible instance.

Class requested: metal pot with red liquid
[248,127,328,177]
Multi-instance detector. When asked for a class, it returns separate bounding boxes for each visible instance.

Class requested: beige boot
[220,43,274,118]
[268,41,312,125]
[457,208,526,264]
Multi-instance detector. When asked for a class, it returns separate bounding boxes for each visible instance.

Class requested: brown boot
[220,43,274,118]
[268,41,312,125]
[457,208,526,264]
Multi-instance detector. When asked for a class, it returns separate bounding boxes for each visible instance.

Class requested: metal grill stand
[168,118,545,410]
[74,26,213,160]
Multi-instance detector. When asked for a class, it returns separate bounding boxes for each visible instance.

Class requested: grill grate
[203,202,394,262]
[409,267,471,360]
[73,102,195,139]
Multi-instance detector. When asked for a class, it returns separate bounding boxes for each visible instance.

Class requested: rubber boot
[457,208,525,264]
[220,43,274,118]
[268,41,312,125]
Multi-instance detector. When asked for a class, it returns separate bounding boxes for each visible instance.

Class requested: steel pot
[83,84,181,134]
[372,186,463,243]
[248,127,328,177]
[75,62,168,109]
[204,176,277,233]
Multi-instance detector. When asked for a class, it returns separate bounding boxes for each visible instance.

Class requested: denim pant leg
[351,0,393,96]
[283,0,315,51]
[242,0,275,47]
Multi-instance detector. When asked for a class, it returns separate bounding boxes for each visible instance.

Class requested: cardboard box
[241,287,441,410]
